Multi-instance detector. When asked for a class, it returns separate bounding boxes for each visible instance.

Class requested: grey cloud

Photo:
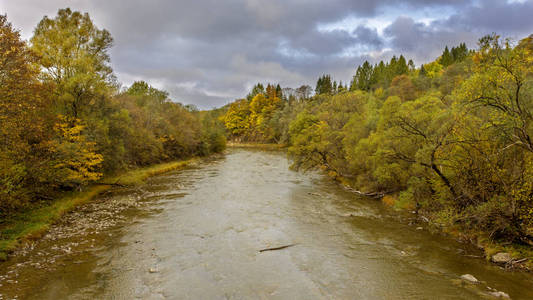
[383,16,476,63]
[383,0,533,64]
[441,0,533,37]
[0,0,529,108]
[353,25,383,48]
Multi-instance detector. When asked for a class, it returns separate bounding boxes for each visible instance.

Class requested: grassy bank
[0,158,197,261]
[226,142,287,150]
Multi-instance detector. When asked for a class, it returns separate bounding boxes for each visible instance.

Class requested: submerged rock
[460,274,479,283]
[488,291,510,298]
[492,253,512,264]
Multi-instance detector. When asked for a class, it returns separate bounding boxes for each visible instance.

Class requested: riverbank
[226,142,287,149]
[332,172,533,272]
[0,158,198,261]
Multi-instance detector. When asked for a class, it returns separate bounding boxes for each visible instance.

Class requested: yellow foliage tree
[51,116,104,187]
[249,93,281,140]
[223,99,251,137]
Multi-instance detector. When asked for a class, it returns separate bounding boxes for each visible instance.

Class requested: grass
[102,158,198,186]
[0,158,197,261]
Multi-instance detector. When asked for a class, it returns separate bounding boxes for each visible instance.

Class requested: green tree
[350,61,374,91]
[31,8,116,118]
[315,74,333,95]
[439,46,453,67]
[460,34,533,152]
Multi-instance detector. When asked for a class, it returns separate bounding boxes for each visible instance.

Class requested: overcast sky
[1,0,532,109]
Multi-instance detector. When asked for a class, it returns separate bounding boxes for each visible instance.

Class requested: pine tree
[439,46,453,67]
[419,64,427,77]
[315,75,333,95]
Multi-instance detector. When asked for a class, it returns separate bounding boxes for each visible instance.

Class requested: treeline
[0,9,225,213]
[222,34,533,244]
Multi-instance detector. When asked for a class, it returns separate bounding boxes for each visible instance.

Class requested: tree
[379,95,458,200]
[296,85,312,99]
[223,99,251,137]
[350,61,374,91]
[460,34,533,152]
[0,14,52,209]
[419,64,427,77]
[389,75,416,101]
[396,55,409,75]
[246,83,265,101]
[50,116,104,188]
[31,8,116,118]
[451,43,469,62]
[315,74,333,95]
[439,46,453,67]
[249,93,282,141]
[126,81,169,104]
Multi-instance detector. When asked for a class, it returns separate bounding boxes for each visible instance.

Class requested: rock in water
[492,252,512,264]
[460,274,479,283]
[488,291,510,298]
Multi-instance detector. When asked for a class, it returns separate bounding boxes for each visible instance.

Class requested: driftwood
[343,186,394,198]
[259,244,297,253]
[463,254,484,258]
[512,258,529,264]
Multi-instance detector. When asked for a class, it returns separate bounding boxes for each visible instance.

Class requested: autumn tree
[461,34,533,152]
[223,99,251,138]
[31,8,116,118]
[0,15,53,210]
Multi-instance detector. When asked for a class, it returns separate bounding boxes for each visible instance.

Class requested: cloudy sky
[1,0,532,108]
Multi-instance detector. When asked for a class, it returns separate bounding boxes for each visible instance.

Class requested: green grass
[0,158,196,261]
[102,159,197,186]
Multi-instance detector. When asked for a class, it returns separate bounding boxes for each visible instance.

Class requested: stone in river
[460,274,479,283]
[491,252,512,264]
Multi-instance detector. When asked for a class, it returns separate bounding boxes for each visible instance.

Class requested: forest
[222,35,533,247]
[0,9,226,216]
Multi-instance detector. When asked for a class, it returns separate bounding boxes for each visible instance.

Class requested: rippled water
[1,148,532,299]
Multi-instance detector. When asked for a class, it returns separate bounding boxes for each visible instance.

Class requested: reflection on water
[1,148,533,299]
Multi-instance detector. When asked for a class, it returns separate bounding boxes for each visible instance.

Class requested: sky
[1,0,533,109]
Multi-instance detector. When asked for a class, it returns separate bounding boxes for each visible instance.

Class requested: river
[1,148,532,299]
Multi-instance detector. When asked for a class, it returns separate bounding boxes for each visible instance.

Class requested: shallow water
[1,148,532,299]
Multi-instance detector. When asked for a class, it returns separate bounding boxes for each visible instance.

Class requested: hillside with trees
[0,9,226,215]
[222,34,533,248]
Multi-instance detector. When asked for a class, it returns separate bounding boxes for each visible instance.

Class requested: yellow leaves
[51,115,104,185]
[224,92,282,141]
[223,99,251,136]
[423,61,444,79]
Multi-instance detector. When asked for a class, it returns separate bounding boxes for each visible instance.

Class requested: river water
[1,148,532,299]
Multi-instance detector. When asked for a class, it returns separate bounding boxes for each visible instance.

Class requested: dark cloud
[441,0,533,37]
[383,0,533,63]
[0,0,530,108]
[353,25,383,48]
[384,16,477,63]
